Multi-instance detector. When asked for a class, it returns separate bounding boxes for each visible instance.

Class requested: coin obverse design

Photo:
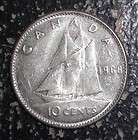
[11,11,127,128]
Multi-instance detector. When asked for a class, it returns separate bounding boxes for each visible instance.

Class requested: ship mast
[61,34,67,97]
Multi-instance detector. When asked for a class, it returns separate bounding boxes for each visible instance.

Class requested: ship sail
[35,19,102,100]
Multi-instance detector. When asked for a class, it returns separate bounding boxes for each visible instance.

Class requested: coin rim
[11,11,127,128]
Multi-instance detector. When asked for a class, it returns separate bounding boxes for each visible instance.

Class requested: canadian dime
[11,11,127,128]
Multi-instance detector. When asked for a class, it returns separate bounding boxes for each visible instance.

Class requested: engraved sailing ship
[35,19,103,101]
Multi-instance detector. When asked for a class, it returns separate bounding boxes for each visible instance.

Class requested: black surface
[0,0,138,140]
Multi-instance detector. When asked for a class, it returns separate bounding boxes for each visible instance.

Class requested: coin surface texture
[11,11,127,128]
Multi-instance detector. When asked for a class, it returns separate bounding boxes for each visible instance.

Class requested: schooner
[35,19,103,101]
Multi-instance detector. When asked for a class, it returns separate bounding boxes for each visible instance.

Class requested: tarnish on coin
[11,11,127,128]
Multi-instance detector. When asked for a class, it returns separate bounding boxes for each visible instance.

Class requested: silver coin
[11,11,127,128]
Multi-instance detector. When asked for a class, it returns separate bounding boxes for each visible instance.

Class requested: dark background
[0,0,138,140]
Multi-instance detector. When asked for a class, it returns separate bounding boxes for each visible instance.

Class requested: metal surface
[11,11,127,128]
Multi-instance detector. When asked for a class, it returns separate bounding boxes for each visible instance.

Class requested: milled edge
[11,11,127,128]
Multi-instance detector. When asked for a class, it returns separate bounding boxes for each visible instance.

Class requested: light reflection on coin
[11,11,127,128]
